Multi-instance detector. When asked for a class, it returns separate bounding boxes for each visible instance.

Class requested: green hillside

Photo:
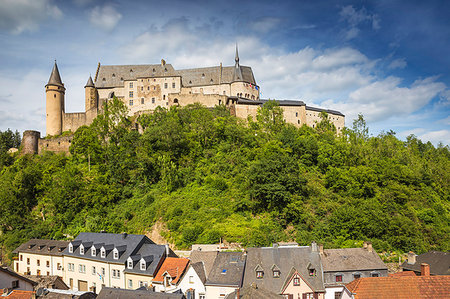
[0,99,448,261]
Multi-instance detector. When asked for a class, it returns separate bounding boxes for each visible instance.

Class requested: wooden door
[78,280,88,291]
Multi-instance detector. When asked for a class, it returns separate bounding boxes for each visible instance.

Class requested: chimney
[165,244,170,256]
[421,263,430,276]
[367,242,373,253]
[319,244,324,255]
[161,59,166,66]
[311,241,318,252]
[407,251,416,265]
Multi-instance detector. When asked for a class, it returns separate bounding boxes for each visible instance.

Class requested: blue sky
[0,0,449,145]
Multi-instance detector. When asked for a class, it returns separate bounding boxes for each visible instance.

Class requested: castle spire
[233,44,243,82]
[47,61,64,87]
[84,75,95,88]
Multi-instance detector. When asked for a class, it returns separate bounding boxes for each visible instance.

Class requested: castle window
[112,73,115,77]
[129,91,133,98]
[164,68,167,72]
[129,82,133,88]
[120,77,123,81]
[174,99,179,104]
[189,81,192,84]
[154,86,156,90]
[202,73,205,78]
[54,94,56,98]
[152,98,155,104]
[164,83,168,89]
[141,98,145,104]
[296,112,298,117]
[163,95,166,100]
[102,78,106,81]
[153,68,155,72]
[172,82,175,88]
[130,69,133,72]
[141,87,143,91]
[148,86,150,91]
[129,99,133,106]
[298,120,300,124]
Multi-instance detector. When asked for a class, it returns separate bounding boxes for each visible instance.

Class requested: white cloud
[388,58,407,69]
[89,5,122,31]
[249,17,281,33]
[339,5,380,40]
[418,130,450,146]
[0,0,62,34]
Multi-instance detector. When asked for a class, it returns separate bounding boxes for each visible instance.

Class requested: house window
[336,275,343,282]
[112,269,120,278]
[101,267,105,276]
[128,279,133,288]
[91,248,96,256]
[37,260,40,266]
[353,273,361,279]
[79,264,86,273]
[37,270,41,276]
[164,276,170,287]
[199,295,205,299]
[256,271,264,279]
[164,83,168,89]
[80,247,84,255]
[113,250,118,260]
[27,258,30,265]
[371,273,379,277]
[189,276,194,283]
[293,277,300,286]
[129,82,133,88]
[92,266,96,275]
[57,263,61,270]
[129,99,133,106]
[12,280,19,289]
[141,98,145,104]
[46,261,50,267]
[273,270,280,278]
[334,292,342,299]
[20,255,22,261]
[309,268,316,276]
[101,249,105,258]
[140,261,146,271]
[139,281,143,287]
[172,82,175,88]
[128,260,133,269]
[69,244,73,253]
[129,91,134,98]
[141,87,144,91]
[296,112,298,117]
[305,293,315,299]
[68,263,74,272]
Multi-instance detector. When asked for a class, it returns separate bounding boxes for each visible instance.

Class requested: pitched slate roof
[345,275,450,299]
[97,287,184,299]
[24,275,68,290]
[305,105,345,117]
[191,262,207,284]
[152,257,190,284]
[321,248,387,272]
[401,251,450,275]
[13,239,69,256]
[84,76,94,88]
[123,243,167,276]
[242,245,325,294]
[205,251,246,287]
[47,62,64,87]
[225,285,284,299]
[189,250,218,279]
[236,99,306,106]
[0,267,37,286]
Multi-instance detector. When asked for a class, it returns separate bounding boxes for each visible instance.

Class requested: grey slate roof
[205,251,246,287]
[225,285,284,299]
[84,76,95,88]
[125,243,167,276]
[305,105,344,117]
[13,239,69,256]
[237,98,307,107]
[191,262,207,284]
[25,275,68,290]
[47,62,64,87]
[0,267,37,286]
[321,248,387,272]
[401,251,450,275]
[242,246,325,293]
[189,250,218,279]
[97,287,184,299]
[94,63,257,89]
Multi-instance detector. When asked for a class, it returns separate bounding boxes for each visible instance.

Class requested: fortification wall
[21,130,41,155]
[234,103,259,121]
[168,93,228,107]
[38,136,73,155]
[62,112,86,133]
[282,105,306,126]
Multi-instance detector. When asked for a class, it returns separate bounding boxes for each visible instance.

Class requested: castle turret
[45,61,65,136]
[233,44,243,82]
[84,75,99,124]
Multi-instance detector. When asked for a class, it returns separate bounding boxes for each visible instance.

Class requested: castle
[23,48,344,154]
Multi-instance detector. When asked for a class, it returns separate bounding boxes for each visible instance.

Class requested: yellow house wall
[14,253,64,277]
[205,285,237,298]
[124,272,153,290]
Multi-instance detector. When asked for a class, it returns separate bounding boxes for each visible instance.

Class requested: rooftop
[13,239,69,256]
[152,257,190,284]
[401,251,450,275]
[205,251,246,287]
[321,247,387,272]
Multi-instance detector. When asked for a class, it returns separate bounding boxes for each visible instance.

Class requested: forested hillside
[0,99,448,261]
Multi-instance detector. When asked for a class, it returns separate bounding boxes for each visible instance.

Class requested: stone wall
[168,93,228,108]
[38,136,73,155]
[22,130,41,155]
[62,112,86,133]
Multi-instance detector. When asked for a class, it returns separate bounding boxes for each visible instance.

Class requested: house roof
[389,271,417,277]
[0,289,34,299]
[13,239,69,256]
[177,65,256,87]
[123,243,167,276]
[224,285,284,299]
[191,262,207,284]
[0,267,37,286]
[242,245,325,293]
[97,287,184,299]
[321,248,387,272]
[153,257,190,284]
[38,289,96,299]
[401,251,450,275]
[345,275,450,299]
[305,106,345,117]
[24,275,68,290]
[205,252,246,287]
[189,250,218,279]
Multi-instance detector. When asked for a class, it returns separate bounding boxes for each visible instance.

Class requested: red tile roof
[388,271,416,277]
[153,257,190,284]
[0,289,34,299]
[345,276,450,299]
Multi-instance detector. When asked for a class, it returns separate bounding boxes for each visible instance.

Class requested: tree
[256,100,285,133]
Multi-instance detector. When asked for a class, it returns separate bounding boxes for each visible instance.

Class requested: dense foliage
[0,99,448,261]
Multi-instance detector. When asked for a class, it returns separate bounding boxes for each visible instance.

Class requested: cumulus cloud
[339,5,380,40]
[0,0,62,34]
[89,5,122,31]
[417,130,450,146]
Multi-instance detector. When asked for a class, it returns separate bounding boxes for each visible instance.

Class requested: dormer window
[293,277,300,286]
[127,259,133,269]
[140,261,146,271]
[68,243,73,253]
[113,249,119,260]
[309,268,316,276]
[91,248,96,256]
[101,248,106,258]
[256,270,264,279]
[273,270,280,278]
[80,245,84,255]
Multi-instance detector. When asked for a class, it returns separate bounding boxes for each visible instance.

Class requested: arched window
[174,98,179,104]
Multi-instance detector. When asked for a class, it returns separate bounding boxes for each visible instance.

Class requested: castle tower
[233,44,243,82]
[45,61,65,136]
[21,130,41,155]
[84,75,98,111]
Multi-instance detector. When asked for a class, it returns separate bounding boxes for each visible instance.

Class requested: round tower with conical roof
[45,61,65,136]
[84,75,99,124]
